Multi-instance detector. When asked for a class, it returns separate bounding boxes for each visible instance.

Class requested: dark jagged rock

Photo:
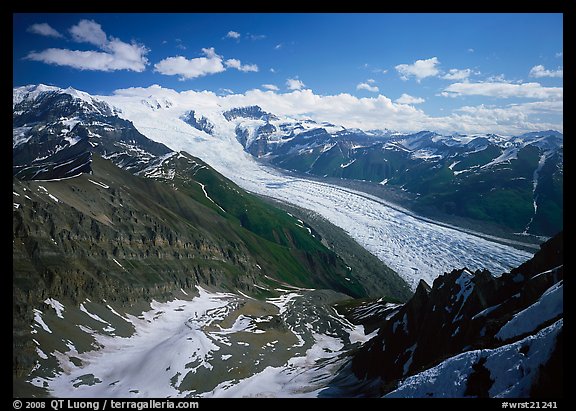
[181,110,214,135]
[13,86,171,180]
[347,232,563,397]
[222,105,278,121]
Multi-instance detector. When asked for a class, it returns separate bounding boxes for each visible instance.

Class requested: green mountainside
[13,153,410,381]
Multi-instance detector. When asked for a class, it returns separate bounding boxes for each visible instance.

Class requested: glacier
[98,88,533,289]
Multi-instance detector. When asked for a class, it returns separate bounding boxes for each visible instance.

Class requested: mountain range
[13,85,562,398]
[223,105,563,237]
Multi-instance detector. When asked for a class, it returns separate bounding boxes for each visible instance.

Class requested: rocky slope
[330,232,563,397]
[13,86,411,395]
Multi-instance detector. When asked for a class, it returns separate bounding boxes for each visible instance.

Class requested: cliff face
[12,153,372,372]
[13,88,413,387]
[345,233,563,397]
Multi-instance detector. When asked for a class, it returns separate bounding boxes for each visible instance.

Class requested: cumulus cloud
[262,84,279,91]
[442,68,472,81]
[69,19,107,46]
[27,23,63,38]
[225,31,241,39]
[286,78,305,90]
[25,19,148,72]
[154,48,225,79]
[395,57,440,81]
[450,100,563,134]
[225,58,259,72]
[395,93,425,105]
[529,65,563,78]
[108,85,562,135]
[356,82,379,93]
[441,81,562,100]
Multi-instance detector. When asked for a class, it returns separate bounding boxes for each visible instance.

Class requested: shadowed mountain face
[328,232,562,398]
[13,87,172,180]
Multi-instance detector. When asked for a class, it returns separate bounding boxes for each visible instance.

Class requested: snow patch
[80,303,109,324]
[496,281,563,341]
[386,319,562,398]
[33,309,52,333]
[44,298,65,319]
[88,179,110,189]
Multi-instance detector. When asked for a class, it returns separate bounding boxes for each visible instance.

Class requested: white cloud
[286,78,305,90]
[442,68,472,81]
[395,93,425,105]
[274,44,282,50]
[529,65,563,78]
[225,31,241,39]
[366,79,376,84]
[356,82,379,93]
[555,52,562,58]
[262,84,279,91]
[25,19,148,72]
[486,74,508,83]
[441,81,562,100]
[27,23,63,38]
[224,58,259,72]
[395,57,440,81]
[450,100,563,134]
[108,85,562,135]
[69,19,108,47]
[154,48,225,79]
[467,48,475,53]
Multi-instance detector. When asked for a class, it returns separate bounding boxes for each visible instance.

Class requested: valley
[96,88,536,289]
[12,85,562,398]
[271,169,544,251]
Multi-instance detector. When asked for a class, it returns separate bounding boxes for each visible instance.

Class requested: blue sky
[13,13,563,134]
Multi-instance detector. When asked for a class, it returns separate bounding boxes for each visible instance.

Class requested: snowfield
[30,287,371,398]
[100,90,533,289]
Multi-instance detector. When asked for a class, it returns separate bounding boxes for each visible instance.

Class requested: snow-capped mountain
[13,85,172,180]
[223,111,563,237]
[14,85,405,396]
[13,84,535,290]
[74,80,562,237]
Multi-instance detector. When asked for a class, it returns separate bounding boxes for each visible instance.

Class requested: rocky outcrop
[348,232,563,397]
[181,110,214,135]
[223,105,277,121]
[13,87,171,180]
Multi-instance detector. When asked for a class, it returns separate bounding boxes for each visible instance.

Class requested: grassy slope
[156,152,410,299]
[277,141,561,236]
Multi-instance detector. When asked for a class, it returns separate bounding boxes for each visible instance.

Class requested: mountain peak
[13,84,61,106]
